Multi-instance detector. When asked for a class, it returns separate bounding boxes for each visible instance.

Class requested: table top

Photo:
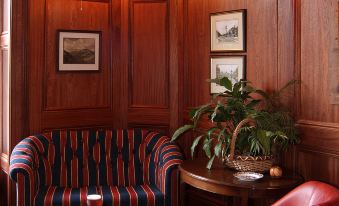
[179,158,304,191]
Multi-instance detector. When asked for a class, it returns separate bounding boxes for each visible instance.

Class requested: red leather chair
[272,181,339,206]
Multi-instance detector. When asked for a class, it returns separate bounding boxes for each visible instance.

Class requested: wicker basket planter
[223,118,274,172]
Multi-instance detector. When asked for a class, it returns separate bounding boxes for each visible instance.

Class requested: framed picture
[57,30,101,71]
[210,10,246,52]
[210,56,245,94]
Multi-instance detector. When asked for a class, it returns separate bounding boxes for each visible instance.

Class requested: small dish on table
[233,172,264,181]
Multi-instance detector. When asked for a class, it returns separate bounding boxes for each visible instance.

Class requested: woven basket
[223,118,273,173]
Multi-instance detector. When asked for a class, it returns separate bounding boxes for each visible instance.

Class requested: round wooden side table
[179,159,303,206]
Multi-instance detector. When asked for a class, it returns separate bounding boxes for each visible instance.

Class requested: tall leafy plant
[171,77,299,169]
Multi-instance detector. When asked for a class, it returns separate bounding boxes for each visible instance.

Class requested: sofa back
[29,128,170,188]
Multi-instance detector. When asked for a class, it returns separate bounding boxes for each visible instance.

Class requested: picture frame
[210,56,246,94]
[57,30,101,71]
[210,10,246,52]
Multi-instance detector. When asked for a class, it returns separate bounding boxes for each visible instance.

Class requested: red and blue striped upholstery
[10,128,183,206]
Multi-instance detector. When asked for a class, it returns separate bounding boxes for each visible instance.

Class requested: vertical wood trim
[294,0,301,119]
[10,0,29,205]
[169,0,184,134]
[10,0,28,146]
[27,0,46,133]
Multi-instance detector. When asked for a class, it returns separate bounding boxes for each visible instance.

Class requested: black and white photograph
[216,64,240,85]
[216,19,239,43]
[210,56,245,93]
[211,10,245,51]
[58,30,101,71]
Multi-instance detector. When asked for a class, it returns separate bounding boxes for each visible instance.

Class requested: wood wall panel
[185,0,279,109]
[130,1,169,108]
[277,0,296,107]
[44,0,110,111]
[4,0,338,205]
[297,148,338,185]
[126,0,184,133]
[247,0,278,91]
[184,0,210,108]
[300,0,339,123]
[294,0,339,186]
[28,0,114,132]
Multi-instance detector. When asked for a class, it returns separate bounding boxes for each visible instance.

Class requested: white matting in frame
[211,10,246,52]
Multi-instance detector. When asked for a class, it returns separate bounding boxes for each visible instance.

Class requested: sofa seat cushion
[34,184,164,206]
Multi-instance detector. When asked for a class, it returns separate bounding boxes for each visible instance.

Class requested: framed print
[57,30,101,71]
[211,10,246,52]
[210,56,245,94]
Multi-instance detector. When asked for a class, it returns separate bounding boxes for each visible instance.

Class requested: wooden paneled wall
[293,0,339,186]
[3,0,338,205]
[28,0,114,132]
[182,0,339,189]
[27,0,183,135]
[124,0,184,133]
[181,0,295,157]
[180,1,297,204]
[3,0,183,205]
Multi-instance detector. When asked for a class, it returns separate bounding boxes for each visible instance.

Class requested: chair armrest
[10,136,44,206]
[156,142,183,206]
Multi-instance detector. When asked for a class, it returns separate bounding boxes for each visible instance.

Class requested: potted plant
[171,77,299,171]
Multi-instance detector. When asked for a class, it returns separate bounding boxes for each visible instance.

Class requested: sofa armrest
[10,136,43,206]
[157,142,183,206]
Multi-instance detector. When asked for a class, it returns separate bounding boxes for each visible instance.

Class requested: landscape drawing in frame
[210,56,245,94]
[57,30,101,71]
[211,10,246,52]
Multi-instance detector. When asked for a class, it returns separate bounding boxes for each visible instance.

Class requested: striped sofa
[9,129,183,206]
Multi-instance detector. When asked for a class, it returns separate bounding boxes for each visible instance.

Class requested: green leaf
[171,125,194,142]
[191,135,204,158]
[242,85,255,93]
[217,128,226,141]
[275,131,287,138]
[219,77,233,91]
[276,79,297,95]
[211,103,222,122]
[254,89,270,99]
[246,99,261,109]
[189,108,198,119]
[233,82,242,93]
[214,141,222,157]
[206,155,216,170]
[191,104,212,127]
[203,138,212,158]
[257,129,271,155]
[207,127,218,139]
